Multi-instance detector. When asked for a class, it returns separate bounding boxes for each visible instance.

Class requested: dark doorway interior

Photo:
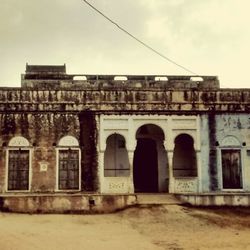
[133,138,158,192]
[222,149,242,189]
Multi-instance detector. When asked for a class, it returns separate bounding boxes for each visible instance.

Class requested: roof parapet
[21,64,220,89]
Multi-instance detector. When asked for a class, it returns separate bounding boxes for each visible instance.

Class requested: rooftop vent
[114,76,128,81]
[73,76,87,81]
[190,76,204,82]
[155,76,168,81]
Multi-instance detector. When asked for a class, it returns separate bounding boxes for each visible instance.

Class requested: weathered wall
[200,113,250,192]
[200,115,210,192]
[215,114,250,191]
[0,88,250,113]
[1,69,250,196]
[0,194,137,213]
[0,112,87,192]
[79,111,98,191]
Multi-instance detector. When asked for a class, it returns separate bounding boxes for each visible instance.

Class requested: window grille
[8,150,29,190]
[58,149,79,190]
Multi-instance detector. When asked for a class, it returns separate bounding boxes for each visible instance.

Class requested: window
[7,136,31,191]
[104,134,129,177]
[57,136,80,191]
[58,149,79,190]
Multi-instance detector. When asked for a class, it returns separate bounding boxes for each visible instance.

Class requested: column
[196,150,202,193]
[167,150,174,193]
[98,150,105,193]
[128,150,135,193]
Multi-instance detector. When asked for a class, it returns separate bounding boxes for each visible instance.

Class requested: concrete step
[136,194,182,205]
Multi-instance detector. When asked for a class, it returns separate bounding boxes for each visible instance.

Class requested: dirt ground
[1,205,250,250]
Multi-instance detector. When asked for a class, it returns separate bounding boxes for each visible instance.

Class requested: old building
[0,64,250,212]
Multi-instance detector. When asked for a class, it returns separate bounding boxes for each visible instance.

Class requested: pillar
[167,150,174,193]
[128,150,135,193]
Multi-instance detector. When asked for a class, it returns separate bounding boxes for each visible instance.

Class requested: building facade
[0,64,250,212]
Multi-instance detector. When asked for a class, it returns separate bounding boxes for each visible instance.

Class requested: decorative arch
[221,135,241,147]
[104,131,127,150]
[8,136,30,147]
[104,133,129,177]
[135,123,165,141]
[173,133,197,177]
[58,135,79,147]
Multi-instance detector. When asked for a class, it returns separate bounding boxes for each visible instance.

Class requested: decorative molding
[8,136,29,147]
[221,136,240,147]
[174,178,198,193]
[58,136,79,147]
[39,161,48,172]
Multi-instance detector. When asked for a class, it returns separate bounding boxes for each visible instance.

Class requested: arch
[104,133,129,177]
[221,135,241,147]
[8,136,30,147]
[173,132,196,148]
[104,131,127,150]
[133,124,168,192]
[58,135,79,147]
[135,123,165,141]
[173,133,197,177]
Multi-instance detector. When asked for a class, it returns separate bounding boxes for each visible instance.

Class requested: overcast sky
[1,0,250,88]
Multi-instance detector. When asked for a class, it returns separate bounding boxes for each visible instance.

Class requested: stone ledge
[176,193,250,206]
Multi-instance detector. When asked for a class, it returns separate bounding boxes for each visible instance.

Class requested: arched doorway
[173,134,197,177]
[104,134,129,177]
[133,124,167,193]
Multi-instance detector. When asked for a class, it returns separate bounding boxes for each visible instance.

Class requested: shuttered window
[58,149,79,190]
[8,150,29,190]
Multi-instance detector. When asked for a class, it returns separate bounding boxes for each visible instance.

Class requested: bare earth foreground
[1,205,250,250]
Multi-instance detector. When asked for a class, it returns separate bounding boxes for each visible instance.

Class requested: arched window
[220,136,242,189]
[173,134,197,177]
[7,136,31,191]
[104,134,129,177]
[57,136,81,190]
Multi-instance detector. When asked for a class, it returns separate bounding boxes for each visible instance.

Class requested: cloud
[0,0,249,87]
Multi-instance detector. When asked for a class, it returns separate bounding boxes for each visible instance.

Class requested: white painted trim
[196,151,202,192]
[55,147,81,192]
[196,115,201,151]
[5,147,32,192]
[99,114,200,194]
[98,151,105,193]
